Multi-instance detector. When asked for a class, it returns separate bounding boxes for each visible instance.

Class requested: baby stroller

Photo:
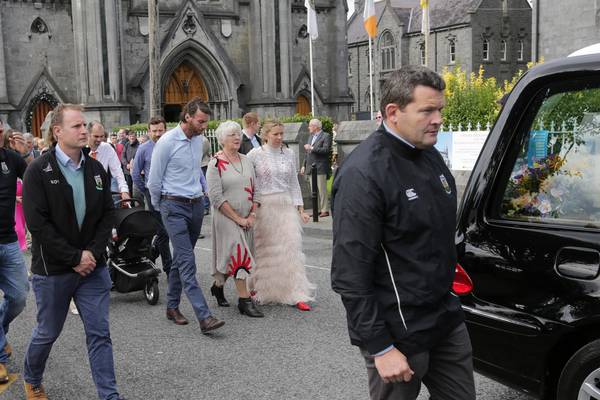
[107,198,162,305]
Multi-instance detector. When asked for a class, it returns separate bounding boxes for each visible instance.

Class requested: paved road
[1,218,534,399]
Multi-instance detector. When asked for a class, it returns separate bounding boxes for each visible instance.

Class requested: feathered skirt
[248,193,316,305]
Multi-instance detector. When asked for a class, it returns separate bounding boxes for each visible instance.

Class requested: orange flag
[363,0,377,38]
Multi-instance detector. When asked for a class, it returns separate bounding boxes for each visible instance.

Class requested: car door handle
[555,246,600,280]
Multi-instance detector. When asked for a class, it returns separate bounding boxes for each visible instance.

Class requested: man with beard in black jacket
[331,66,475,400]
[22,104,125,400]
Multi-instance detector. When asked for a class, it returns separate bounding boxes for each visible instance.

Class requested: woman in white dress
[207,121,263,317]
[247,120,315,311]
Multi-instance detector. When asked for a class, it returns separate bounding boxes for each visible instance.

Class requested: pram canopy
[113,208,160,238]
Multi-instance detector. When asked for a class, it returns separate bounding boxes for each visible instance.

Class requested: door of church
[163,62,208,122]
[296,95,311,116]
[31,100,53,138]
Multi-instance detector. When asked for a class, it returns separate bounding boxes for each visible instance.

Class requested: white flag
[305,0,318,40]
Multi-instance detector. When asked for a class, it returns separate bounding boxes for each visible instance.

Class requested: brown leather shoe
[166,308,189,325]
[24,382,48,399]
[0,363,8,384]
[199,316,225,333]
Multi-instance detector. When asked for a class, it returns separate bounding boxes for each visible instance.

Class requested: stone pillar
[72,0,130,125]
[247,0,295,113]
[148,0,161,116]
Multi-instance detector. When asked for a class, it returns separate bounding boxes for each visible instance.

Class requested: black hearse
[455,53,600,399]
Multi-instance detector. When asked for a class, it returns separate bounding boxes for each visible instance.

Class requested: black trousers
[361,323,475,400]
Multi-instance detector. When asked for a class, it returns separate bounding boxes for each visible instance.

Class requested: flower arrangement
[503,153,584,219]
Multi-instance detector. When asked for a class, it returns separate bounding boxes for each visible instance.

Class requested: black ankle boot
[210,284,230,307]
[238,297,264,318]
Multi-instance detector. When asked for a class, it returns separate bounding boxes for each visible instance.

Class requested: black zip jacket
[331,126,463,357]
[22,148,114,275]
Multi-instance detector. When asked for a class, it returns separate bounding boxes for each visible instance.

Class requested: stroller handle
[115,197,143,208]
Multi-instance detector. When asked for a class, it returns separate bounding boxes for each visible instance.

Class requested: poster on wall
[434,132,453,169]
[451,131,489,171]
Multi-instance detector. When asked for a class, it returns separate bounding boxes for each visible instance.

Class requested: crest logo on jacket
[94,175,103,190]
[439,174,452,194]
[42,163,53,173]
[405,188,419,201]
[1,161,8,174]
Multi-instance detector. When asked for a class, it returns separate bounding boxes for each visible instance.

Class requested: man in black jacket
[0,121,32,384]
[22,104,124,400]
[331,66,475,400]
[239,112,262,155]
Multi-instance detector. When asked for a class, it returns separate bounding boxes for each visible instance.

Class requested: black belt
[161,195,203,204]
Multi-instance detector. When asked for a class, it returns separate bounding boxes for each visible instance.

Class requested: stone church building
[0,0,352,136]
[347,0,531,118]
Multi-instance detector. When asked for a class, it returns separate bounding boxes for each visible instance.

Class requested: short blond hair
[260,119,284,144]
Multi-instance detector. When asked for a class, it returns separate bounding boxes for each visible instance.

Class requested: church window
[30,17,49,35]
[501,40,507,61]
[449,39,456,64]
[380,32,396,71]
[348,53,352,76]
[483,39,490,61]
[518,40,524,61]
[420,43,426,66]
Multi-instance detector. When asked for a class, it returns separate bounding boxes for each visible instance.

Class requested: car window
[500,87,600,227]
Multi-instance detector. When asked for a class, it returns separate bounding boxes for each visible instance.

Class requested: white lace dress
[246,146,316,305]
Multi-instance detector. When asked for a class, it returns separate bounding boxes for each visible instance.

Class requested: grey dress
[207,154,256,284]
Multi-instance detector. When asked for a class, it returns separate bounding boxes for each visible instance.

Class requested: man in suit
[239,112,262,155]
[301,119,332,217]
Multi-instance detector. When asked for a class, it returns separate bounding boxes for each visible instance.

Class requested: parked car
[455,53,600,399]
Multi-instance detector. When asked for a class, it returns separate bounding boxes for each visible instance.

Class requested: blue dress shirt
[147,125,207,209]
[131,139,154,192]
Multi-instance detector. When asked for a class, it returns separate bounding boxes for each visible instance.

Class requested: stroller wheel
[144,279,159,305]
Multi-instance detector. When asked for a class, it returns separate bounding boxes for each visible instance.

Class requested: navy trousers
[23,266,121,400]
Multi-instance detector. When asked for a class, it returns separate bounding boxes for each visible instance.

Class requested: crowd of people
[0,65,477,400]
[0,97,329,399]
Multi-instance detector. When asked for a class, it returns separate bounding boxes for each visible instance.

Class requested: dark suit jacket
[239,132,262,155]
[304,131,332,177]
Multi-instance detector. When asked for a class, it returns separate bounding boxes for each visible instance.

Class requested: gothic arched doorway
[296,95,311,116]
[31,100,54,138]
[163,62,209,122]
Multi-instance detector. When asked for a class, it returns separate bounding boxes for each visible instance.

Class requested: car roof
[519,53,600,85]
[569,43,600,57]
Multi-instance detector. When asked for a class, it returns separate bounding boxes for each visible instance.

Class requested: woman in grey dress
[206,121,264,317]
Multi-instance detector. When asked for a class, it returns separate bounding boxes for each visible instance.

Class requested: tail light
[453,263,473,295]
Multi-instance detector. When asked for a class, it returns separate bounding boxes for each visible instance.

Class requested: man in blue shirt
[131,116,173,276]
[147,98,224,333]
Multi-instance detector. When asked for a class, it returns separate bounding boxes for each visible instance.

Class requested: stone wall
[534,0,600,60]
[471,0,531,82]
[1,1,76,129]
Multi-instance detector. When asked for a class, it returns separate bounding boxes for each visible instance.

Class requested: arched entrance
[296,95,311,116]
[31,100,54,138]
[163,62,209,122]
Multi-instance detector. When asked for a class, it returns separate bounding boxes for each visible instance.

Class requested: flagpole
[368,37,374,120]
[309,37,315,116]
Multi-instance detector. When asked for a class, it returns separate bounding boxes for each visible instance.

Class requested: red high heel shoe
[296,302,311,311]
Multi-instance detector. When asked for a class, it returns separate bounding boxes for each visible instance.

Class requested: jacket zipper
[381,244,408,331]
[40,245,49,275]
